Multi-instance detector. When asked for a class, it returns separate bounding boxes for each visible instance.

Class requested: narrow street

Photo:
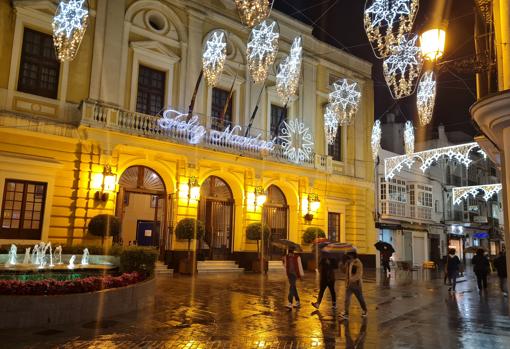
[3,269,509,348]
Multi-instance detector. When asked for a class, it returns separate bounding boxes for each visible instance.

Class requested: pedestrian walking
[282,246,304,309]
[446,248,461,292]
[340,251,368,319]
[312,256,337,310]
[381,249,392,276]
[493,250,508,297]
[472,248,490,292]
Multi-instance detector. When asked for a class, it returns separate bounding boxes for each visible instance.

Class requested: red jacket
[283,254,304,278]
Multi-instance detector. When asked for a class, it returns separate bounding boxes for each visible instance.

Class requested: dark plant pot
[252,259,268,273]
[178,257,195,275]
[307,259,317,271]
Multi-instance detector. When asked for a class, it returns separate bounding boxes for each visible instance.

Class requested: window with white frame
[380,178,406,216]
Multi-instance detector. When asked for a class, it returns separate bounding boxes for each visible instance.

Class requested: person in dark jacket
[381,248,392,276]
[312,256,337,310]
[283,247,304,309]
[446,248,461,292]
[493,251,508,296]
[472,248,490,292]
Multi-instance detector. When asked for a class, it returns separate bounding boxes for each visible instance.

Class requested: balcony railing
[80,100,331,171]
[381,200,433,221]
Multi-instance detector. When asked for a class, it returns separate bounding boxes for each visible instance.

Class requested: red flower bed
[0,272,146,295]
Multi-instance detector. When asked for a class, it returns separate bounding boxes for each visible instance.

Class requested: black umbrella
[271,239,303,252]
[374,241,395,254]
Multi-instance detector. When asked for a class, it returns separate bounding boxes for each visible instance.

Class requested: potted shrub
[175,218,205,274]
[246,222,270,273]
[302,226,326,271]
[88,214,121,247]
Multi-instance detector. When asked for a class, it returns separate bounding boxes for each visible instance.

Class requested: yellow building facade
[0,0,376,266]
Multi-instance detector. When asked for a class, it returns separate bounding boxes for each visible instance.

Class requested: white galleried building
[376,118,504,268]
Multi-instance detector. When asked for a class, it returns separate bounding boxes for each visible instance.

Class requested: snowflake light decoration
[383,35,423,99]
[202,30,227,87]
[364,0,419,58]
[452,184,502,205]
[52,0,89,62]
[371,120,382,160]
[278,119,314,164]
[384,142,483,180]
[276,36,302,104]
[328,79,361,126]
[404,121,414,156]
[324,104,339,145]
[247,19,280,83]
[416,71,437,126]
[234,0,271,28]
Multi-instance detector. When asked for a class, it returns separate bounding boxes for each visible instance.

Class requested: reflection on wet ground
[2,269,510,348]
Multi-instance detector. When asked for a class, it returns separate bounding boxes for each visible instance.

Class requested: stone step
[268,261,285,272]
[197,260,244,273]
[197,260,239,265]
[154,262,173,275]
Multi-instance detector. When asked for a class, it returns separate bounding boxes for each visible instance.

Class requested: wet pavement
[2,269,510,348]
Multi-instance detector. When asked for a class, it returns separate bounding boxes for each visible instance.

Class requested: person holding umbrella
[340,251,368,319]
[282,246,304,309]
[375,241,395,276]
[311,255,338,310]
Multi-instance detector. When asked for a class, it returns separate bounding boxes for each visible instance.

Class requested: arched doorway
[198,176,234,260]
[263,185,289,259]
[116,166,168,252]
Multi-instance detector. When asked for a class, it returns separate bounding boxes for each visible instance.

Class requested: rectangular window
[270,104,287,141]
[18,28,60,99]
[328,126,342,161]
[136,65,165,116]
[211,87,233,131]
[1,179,47,240]
[328,212,341,242]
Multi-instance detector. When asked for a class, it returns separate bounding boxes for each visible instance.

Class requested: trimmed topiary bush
[119,246,159,276]
[302,226,326,244]
[246,222,271,256]
[175,218,205,253]
[88,214,121,245]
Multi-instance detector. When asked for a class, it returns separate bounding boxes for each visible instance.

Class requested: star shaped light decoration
[278,119,314,164]
[364,0,419,58]
[324,104,340,145]
[247,19,280,83]
[371,120,382,160]
[383,35,423,99]
[276,36,302,104]
[234,0,271,28]
[404,120,414,156]
[52,0,89,62]
[328,79,362,126]
[416,71,437,126]
[202,30,227,87]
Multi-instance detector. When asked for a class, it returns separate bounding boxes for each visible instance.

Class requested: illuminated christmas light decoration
[276,36,302,104]
[52,0,89,62]
[416,71,436,126]
[278,119,314,164]
[247,19,280,83]
[404,121,414,156]
[234,0,271,28]
[324,104,339,145]
[371,120,382,160]
[328,79,361,126]
[202,30,227,87]
[452,184,502,205]
[383,35,423,99]
[385,142,483,180]
[364,0,419,58]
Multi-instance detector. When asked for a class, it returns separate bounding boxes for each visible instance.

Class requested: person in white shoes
[283,246,304,309]
[340,251,367,319]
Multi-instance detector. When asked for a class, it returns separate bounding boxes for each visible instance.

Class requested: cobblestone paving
[2,270,510,348]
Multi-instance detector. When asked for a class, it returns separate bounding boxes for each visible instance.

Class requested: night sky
[273,0,479,139]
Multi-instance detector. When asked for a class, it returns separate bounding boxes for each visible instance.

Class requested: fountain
[22,247,31,264]
[80,248,89,265]
[6,244,17,265]
[68,255,76,269]
[30,244,39,264]
[54,246,63,264]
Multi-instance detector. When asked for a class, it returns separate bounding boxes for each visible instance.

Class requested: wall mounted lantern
[92,165,117,202]
[303,193,320,222]
[254,186,267,207]
[188,176,201,203]
[420,28,446,61]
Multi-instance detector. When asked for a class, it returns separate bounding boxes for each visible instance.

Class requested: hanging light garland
[202,30,227,87]
[364,0,419,58]
[52,0,89,62]
[371,120,382,160]
[324,104,339,145]
[416,71,437,126]
[247,19,279,83]
[404,120,414,156]
[383,35,423,99]
[276,36,303,104]
[452,184,502,205]
[328,79,361,126]
[234,0,271,28]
